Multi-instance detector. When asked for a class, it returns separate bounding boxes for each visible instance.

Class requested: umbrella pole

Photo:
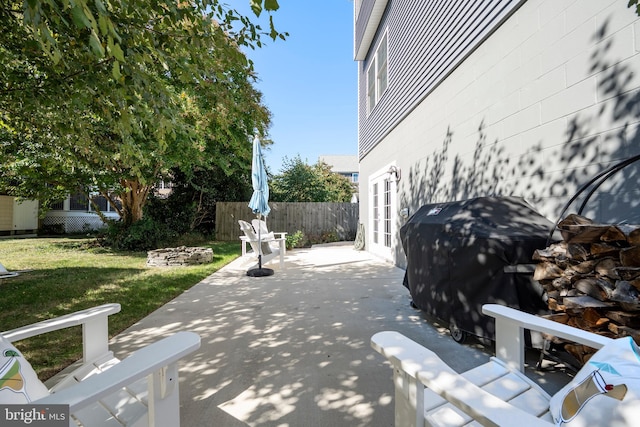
[258,215,262,269]
[246,214,274,277]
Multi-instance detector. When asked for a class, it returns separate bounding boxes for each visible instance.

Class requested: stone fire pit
[147,246,213,267]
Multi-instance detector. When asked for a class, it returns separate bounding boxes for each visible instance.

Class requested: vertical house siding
[358,0,525,158]
[0,196,12,231]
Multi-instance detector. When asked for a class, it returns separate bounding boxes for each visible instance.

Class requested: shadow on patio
[110,244,495,426]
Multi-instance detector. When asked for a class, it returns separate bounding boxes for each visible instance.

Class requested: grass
[0,237,240,380]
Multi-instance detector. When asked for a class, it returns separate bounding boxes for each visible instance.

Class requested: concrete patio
[108,243,568,426]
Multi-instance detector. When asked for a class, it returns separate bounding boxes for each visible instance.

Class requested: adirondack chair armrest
[36,331,201,415]
[1,303,122,363]
[254,231,275,242]
[482,304,614,372]
[416,353,551,427]
[371,330,435,380]
[372,330,551,427]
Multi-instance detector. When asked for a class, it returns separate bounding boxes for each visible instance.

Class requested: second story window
[367,32,388,115]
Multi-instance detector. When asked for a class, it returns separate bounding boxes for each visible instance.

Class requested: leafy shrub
[145,196,196,236]
[38,223,65,235]
[305,230,340,245]
[286,230,308,249]
[102,217,173,251]
[172,232,209,247]
[319,230,339,243]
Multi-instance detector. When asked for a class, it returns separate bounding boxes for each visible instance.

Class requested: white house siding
[357,0,640,266]
[0,196,38,236]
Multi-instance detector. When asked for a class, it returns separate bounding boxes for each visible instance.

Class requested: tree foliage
[0,0,283,225]
[270,156,355,203]
[157,161,259,235]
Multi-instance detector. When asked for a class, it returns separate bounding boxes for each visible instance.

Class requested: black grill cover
[400,196,553,340]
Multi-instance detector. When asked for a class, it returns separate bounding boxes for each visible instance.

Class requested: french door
[370,168,396,260]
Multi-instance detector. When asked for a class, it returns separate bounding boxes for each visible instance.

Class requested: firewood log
[533,242,567,261]
[594,257,621,279]
[567,243,590,261]
[563,295,616,309]
[627,227,640,245]
[565,343,597,365]
[551,276,572,289]
[533,262,564,281]
[605,311,640,328]
[614,267,640,281]
[608,323,640,344]
[590,242,621,258]
[582,307,609,329]
[600,226,627,243]
[569,259,597,274]
[621,246,640,267]
[574,278,614,301]
[610,280,640,305]
[547,297,565,311]
[542,313,570,324]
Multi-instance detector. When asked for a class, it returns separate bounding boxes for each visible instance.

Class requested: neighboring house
[355,0,640,266]
[43,193,120,233]
[42,181,171,233]
[319,155,360,201]
[0,195,38,236]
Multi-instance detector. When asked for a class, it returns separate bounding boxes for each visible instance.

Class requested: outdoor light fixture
[387,165,401,182]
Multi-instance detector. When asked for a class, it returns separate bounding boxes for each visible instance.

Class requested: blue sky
[234,1,358,174]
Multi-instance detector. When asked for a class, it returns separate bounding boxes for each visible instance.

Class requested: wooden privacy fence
[215,202,359,241]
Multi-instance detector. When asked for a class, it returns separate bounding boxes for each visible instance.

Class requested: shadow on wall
[400,18,640,243]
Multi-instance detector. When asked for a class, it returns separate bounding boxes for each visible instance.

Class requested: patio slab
[108,243,569,427]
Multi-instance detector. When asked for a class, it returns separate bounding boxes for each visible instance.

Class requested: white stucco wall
[359,0,640,266]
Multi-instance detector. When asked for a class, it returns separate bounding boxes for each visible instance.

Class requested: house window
[91,194,108,212]
[69,193,88,211]
[372,177,392,249]
[372,182,379,244]
[352,172,359,183]
[367,32,388,114]
[64,192,119,212]
[367,66,376,114]
[50,200,64,210]
[383,179,391,247]
[158,180,173,190]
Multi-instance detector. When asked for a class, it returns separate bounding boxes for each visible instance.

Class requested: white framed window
[383,178,391,247]
[367,31,388,114]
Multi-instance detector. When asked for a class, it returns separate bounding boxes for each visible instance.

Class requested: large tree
[0,0,282,225]
[270,156,355,203]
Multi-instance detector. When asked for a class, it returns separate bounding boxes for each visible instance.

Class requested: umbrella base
[246,267,274,277]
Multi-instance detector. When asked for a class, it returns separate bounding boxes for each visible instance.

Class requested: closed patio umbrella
[247,136,274,277]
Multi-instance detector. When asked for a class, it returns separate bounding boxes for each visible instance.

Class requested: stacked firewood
[533,214,640,364]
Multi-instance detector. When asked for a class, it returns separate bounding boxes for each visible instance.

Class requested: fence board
[215,202,359,241]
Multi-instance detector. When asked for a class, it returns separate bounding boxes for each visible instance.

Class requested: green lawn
[0,237,240,380]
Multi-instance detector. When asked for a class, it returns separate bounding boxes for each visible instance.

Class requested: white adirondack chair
[372,304,615,427]
[238,220,285,269]
[1,303,200,426]
[0,261,19,279]
[251,219,287,243]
